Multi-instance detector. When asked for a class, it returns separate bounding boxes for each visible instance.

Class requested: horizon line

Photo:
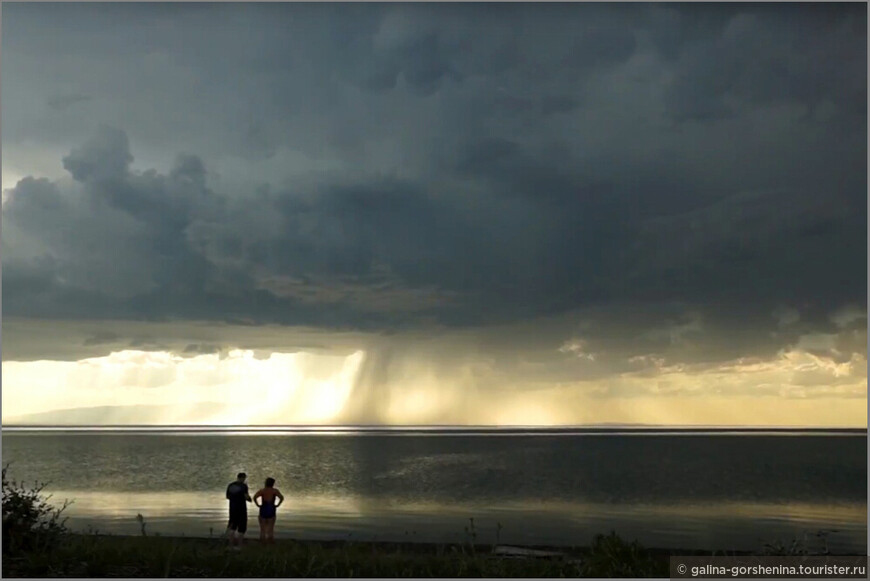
[2,424,866,432]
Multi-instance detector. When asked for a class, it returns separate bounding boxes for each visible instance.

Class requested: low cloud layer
[3,311,866,426]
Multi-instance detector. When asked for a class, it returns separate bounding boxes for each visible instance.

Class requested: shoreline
[65,531,859,557]
[5,529,864,578]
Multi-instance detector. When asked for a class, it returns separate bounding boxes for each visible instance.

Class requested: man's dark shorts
[228,505,247,534]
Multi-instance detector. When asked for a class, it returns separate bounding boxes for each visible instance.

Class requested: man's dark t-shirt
[226,481,249,533]
[226,482,249,511]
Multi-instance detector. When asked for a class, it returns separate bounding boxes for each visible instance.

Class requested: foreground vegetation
[5,532,678,578]
[0,465,844,578]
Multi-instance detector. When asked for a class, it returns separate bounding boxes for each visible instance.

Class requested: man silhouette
[225,472,252,549]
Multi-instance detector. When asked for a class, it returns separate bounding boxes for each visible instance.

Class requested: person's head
[237,472,247,482]
[265,477,275,488]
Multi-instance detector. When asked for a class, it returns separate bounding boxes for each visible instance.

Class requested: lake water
[1,429,866,553]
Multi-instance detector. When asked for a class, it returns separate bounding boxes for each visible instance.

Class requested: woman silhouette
[253,477,284,545]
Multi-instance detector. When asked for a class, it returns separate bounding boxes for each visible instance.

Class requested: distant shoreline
[3,425,866,436]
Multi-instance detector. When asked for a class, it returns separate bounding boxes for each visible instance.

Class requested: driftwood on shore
[490,545,581,564]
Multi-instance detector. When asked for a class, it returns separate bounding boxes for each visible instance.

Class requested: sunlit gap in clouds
[1,349,365,426]
[1,340,866,427]
[2,347,572,426]
[207,349,365,425]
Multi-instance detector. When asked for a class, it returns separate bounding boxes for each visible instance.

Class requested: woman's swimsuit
[259,492,277,519]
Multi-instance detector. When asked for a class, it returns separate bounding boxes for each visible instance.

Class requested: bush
[580,531,665,577]
[2,463,70,554]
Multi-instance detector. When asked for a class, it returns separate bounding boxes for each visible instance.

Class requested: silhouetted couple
[225,472,284,549]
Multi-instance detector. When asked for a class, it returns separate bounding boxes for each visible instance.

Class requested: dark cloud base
[3,124,864,334]
[2,1,865,366]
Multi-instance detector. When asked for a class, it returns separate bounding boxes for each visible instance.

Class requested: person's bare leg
[259,517,267,544]
[268,518,276,544]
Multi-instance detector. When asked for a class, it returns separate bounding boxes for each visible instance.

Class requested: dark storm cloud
[658,3,866,122]
[82,331,121,347]
[46,94,92,112]
[2,2,865,365]
[63,126,133,182]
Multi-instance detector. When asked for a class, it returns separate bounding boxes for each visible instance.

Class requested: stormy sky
[2,2,866,426]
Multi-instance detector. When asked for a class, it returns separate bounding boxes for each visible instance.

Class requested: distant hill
[3,403,229,425]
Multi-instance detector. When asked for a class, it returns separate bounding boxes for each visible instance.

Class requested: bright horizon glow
[2,343,866,428]
[2,349,366,426]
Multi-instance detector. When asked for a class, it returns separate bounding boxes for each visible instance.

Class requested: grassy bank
[5,530,732,578]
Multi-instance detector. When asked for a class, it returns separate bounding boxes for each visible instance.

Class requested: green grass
[2,530,686,578]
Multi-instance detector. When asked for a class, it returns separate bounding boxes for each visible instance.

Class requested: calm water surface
[2,431,866,553]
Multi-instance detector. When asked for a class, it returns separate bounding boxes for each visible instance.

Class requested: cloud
[46,93,92,111]
[1,2,865,394]
[659,4,866,121]
[82,331,121,346]
[773,306,801,329]
[3,328,865,425]
[62,126,133,182]
[831,305,868,330]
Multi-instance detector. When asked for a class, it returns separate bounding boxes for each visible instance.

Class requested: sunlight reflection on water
[50,491,867,553]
